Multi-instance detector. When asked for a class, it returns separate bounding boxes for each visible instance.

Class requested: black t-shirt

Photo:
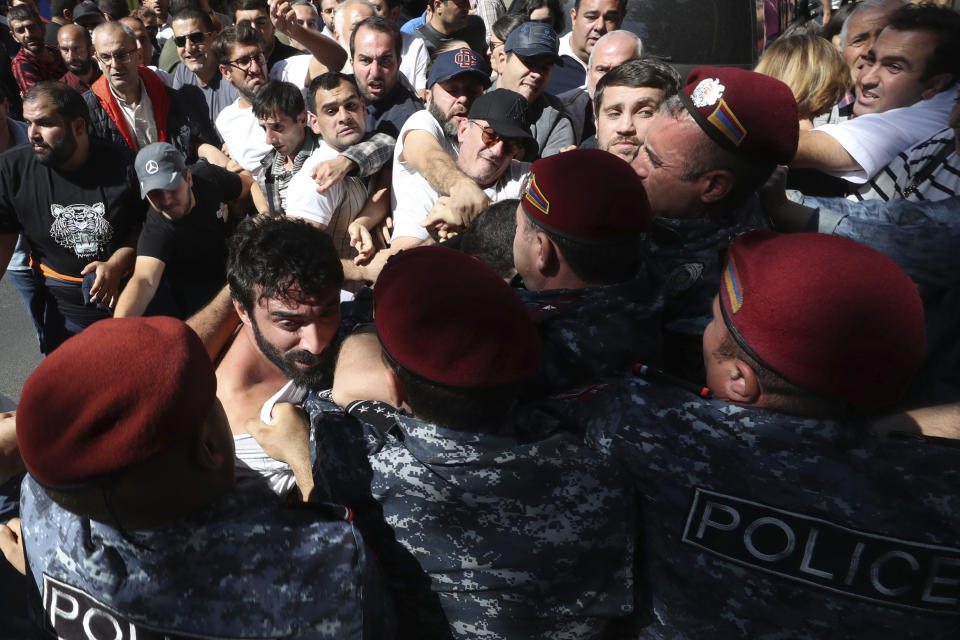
[136,160,242,284]
[0,140,145,277]
[268,37,302,70]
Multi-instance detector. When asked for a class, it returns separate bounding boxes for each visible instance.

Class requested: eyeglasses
[227,51,266,72]
[97,49,136,65]
[173,31,209,47]
[470,121,523,155]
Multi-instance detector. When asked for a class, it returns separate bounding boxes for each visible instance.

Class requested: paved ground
[0,275,43,404]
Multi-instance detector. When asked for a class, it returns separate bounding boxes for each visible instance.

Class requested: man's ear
[307,111,321,134]
[233,298,252,325]
[219,64,231,82]
[71,116,85,139]
[383,366,407,411]
[700,169,735,204]
[534,231,560,277]
[920,72,952,100]
[723,358,762,405]
[296,110,308,127]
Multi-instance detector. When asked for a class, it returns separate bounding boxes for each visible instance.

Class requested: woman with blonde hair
[755,33,850,130]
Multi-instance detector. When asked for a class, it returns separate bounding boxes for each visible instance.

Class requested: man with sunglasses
[171,7,238,126]
[83,21,217,159]
[391,88,533,250]
[493,21,574,160]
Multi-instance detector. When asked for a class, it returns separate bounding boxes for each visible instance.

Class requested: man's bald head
[586,29,642,97]
[58,23,94,76]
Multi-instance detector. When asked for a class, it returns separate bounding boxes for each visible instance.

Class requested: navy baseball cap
[427,47,492,89]
[504,22,563,65]
[135,142,187,198]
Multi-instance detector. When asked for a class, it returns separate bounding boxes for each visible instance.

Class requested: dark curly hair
[227,217,344,310]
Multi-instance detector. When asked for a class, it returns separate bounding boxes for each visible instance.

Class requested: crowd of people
[0,0,958,636]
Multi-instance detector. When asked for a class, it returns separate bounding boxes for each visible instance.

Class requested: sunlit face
[258,109,307,158]
[291,3,319,51]
[243,285,341,389]
[842,4,896,81]
[456,118,520,188]
[597,85,664,162]
[94,28,141,97]
[146,171,195,221]
[630,114,707,219]
[309,80,367,149]
[173,16,212,73]
[497,52,554,103]
[143,0,170,20]
[426,73,485,138]
[853,27,939,117]
[586,34,639,97]
[568,0,621,64]
[220,42,267,101]
[10,17,44,55]
[58,26,93,75]
[24,96,80,167]
[351,25,399,103]
[339,3,375,49]
[236,8,275,46]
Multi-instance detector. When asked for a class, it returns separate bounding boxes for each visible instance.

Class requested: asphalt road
[0,275,43,404]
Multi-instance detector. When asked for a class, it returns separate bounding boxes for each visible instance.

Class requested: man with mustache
[546,0,624,96]
[387,47,493,246]
[9,6,67,94]
[57,24,101,93]
[594,58,679,162]
[0,82,145,354]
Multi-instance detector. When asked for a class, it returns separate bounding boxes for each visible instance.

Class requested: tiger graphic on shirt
[49,203,113,259]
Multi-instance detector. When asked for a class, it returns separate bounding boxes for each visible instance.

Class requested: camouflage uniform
[20,473,377,639]
[643,195,767,381]
[552,376,960,639]
[513,264,663,396]
[305,392,638,640]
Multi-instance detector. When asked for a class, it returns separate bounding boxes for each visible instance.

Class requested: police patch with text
[682,488,960,614]
[42,574,253,639]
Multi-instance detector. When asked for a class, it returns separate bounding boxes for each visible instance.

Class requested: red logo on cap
[454,48,478,68]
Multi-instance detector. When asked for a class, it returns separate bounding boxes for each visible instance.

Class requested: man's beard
[250,315,334,390]
[66,58,93,75]
[33,128,78,167]
[428,101,459,142]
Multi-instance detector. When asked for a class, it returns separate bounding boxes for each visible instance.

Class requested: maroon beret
[17,317,217,488]
[719,231,925,407]
[520,149,651,242]
[375,246,541,387]
[680,66,798,165]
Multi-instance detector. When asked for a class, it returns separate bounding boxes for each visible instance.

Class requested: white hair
[587,29,643,71]
[838,0,906,47]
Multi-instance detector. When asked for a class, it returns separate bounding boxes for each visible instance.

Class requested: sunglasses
[173,31,208,47]
[471,121,523,155]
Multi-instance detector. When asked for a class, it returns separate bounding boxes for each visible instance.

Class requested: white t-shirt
[285,140,345,226]
[812,88,955,184]
[269,53,313,91]
[390,110,529,241]
[233,381,307,496]
[215,99,273,175]
[400,33,429,92]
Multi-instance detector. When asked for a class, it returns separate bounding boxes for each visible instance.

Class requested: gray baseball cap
[135,142,186,198]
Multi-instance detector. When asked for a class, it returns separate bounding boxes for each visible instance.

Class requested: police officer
[630,66,799,382]
[315,246,638,638]
[562,231,960,638]
[512,148,662,395]
[5,316,387,638]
